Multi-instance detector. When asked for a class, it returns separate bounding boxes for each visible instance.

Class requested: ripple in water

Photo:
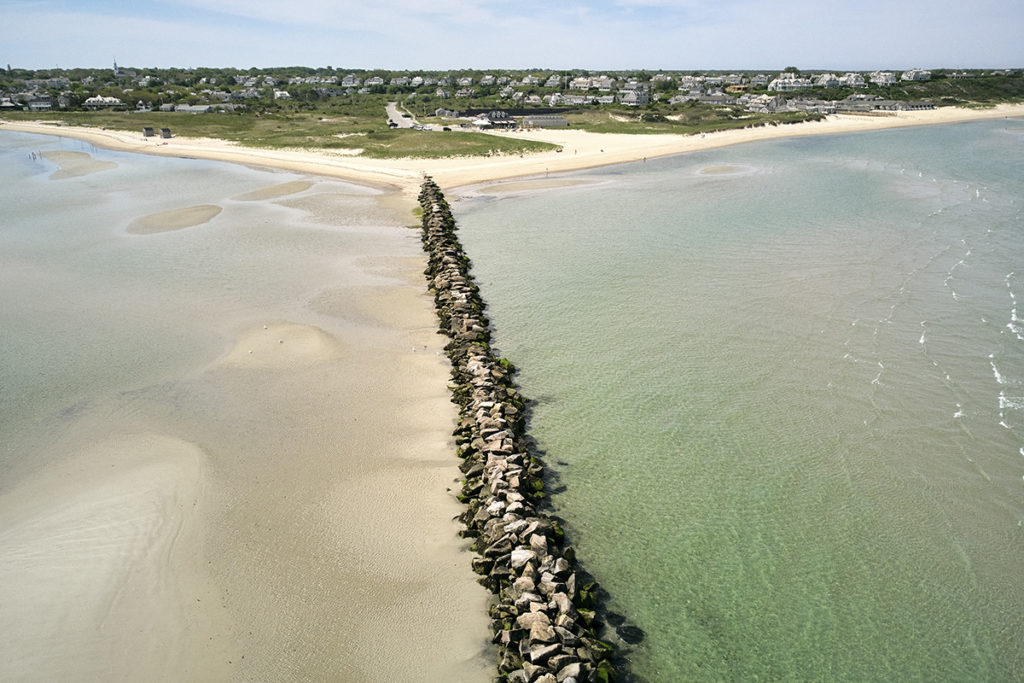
[456,119,1024,681]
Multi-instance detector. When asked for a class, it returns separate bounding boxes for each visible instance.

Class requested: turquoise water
[455,120,1024,680]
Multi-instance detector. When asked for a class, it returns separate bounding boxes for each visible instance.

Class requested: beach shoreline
[4,103,1024,198]
[3,103,1022,681]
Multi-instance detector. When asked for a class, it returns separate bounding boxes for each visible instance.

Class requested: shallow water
[455,119,1024,680]
[0,131,489,681]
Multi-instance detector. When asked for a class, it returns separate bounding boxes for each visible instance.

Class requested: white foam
[990,356,1006,384]
[999,394,1024,411]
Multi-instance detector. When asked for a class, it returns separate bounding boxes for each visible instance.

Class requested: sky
[3,0,1023,72]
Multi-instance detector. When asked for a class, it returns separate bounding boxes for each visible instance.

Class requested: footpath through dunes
[418,178,642,683]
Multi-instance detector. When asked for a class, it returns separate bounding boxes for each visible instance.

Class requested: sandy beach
[5,103,1024,196]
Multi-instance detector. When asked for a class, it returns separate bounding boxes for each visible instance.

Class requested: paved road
[385,101,415,128]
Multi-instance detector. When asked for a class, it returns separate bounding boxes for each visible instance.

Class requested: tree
[654,78,677,92]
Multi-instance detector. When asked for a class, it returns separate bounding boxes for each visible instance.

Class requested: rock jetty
[418,178,620,683]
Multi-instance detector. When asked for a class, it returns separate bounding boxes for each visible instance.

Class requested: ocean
[454,119,1024,680]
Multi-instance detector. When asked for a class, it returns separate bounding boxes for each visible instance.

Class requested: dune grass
[4,109,558,158]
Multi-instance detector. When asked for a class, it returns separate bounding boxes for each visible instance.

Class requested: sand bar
[232,179,315,201]
[127,203,223,233]
[41,149,116,179]
[7,104,1024,195]
[474,178,597,194]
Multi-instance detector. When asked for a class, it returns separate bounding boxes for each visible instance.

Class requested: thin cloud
[3,0,1021,69]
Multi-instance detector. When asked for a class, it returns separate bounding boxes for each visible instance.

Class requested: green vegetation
[2,66,1021,157]
[3,108,557,158]
[563,105,824,135]
[874,72,1024,105]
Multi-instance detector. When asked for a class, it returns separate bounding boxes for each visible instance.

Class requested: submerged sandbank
[218,322,343,367]
[0,159,492,681]
[232,180,314,201]
[127,203,223,233]
[474,178,596,194]
[0,433,234,681]
[41,150,116,179]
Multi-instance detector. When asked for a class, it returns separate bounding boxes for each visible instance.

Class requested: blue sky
[4,0,1022,71]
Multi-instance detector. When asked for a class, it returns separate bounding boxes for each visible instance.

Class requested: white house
[870,71,898,86]
[901,69,931,82]
[619,89,650,106]
[840,72,866,87]
[768,73,812,91]
[815,73,841,88]
[83,95,123,109]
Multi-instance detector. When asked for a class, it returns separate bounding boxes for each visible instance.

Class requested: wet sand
[41,150,116,179]
[0,434,235,681]
[232,180,315,201]
[0,174,492,681]
[127,203,223,234]
[473,178,596,194]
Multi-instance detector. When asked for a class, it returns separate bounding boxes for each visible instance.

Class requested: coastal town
[3,64,1019,126]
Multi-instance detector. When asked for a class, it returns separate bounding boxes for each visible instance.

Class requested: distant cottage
[83,95,122,109]
[523,114,569,128]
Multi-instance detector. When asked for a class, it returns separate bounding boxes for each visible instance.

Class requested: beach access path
[386,101,417,128]
[5,103,1024,198]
